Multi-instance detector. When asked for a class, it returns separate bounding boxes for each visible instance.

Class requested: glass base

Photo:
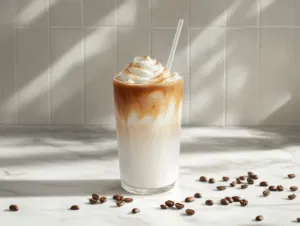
[121,181,176,195]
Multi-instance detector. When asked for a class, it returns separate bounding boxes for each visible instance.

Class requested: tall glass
[113,76,183,194]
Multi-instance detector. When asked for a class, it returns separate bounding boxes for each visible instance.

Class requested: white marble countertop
[0,126,299,226]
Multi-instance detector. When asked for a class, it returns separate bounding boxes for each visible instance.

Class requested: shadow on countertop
[0,179,129,197]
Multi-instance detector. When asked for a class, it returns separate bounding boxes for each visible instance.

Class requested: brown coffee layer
[113,78,183,124]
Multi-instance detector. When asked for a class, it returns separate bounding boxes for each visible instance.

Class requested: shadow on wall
[1,0,295,126]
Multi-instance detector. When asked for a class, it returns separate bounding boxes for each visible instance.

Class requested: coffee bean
[222,176,229,181]
[165,200,175,207]
[175,203,184,209]
[185,197,195,203]
[9,205,19,212]
[236,178,242,184]
[297,217,300,222]
[92,194,99,201]
[247,178,254,184]
[185,209,195,216]
[260,181,268,187]
[225,196,233,203]
[239,176,245,181]
[217,186,227,191]
[132,208,140,214]
[70,205,79,210]
[205,200,213,206]
[89,198,97,204]
[199,176,207,182]
[230,181,236,187]
[160,204,168,209]
[288,194,296,200]
[248,171,254,176]
[241,184,248,189]
[240,199,248,206]
[117,200,126,207]
[208,178,215,184]
[256,215,264,221]
[113,194,121,200]
[290,186,298,192]
[232,196,241,202]
[288,174,296,179]
[99,197,107,203]
[269,185,277,191]
[250,174,259,180]
[124,197,133,203]
[263,190,270,197]
[277,185,284,192]
[220,199,229,205]
[194,193,202,198]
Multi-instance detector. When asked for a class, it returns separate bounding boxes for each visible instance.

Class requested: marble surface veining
[0,127,299,226]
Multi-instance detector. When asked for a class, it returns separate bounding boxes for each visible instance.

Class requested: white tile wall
[0,0,299,126]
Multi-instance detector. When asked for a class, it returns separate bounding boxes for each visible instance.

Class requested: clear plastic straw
[166,19,184,71]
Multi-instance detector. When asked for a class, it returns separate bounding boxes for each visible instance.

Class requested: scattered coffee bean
[89,198,97,204]
[297,217,300,222]
[185,197,195,203]
[288,194,296,200]
[217,186,227,191]
[260,181,268,187]
[247,178,254,184]
[160,204,168,209]
[92,194,99,201]
[220,199,229,205]
[239,176,245,181]
[288,174,296,179]
[223,176,230,181]
[241,184,248,189]
[240,199,248,206]
[9,205,19,212]
[269,185,277,191]
[256,215,264,221]
[248,171,254,177]
[199,176,207,182]
[277,185,284,191]
[236,178,242,184]
[132,208,140,214]
[225,196,233,203]
[175,203,184,209]
[70,205,79,210]
[263,190,270,197]
[230,181,236,187]
[113,194,122,200]
[117,200,126,207]
[165,200,175,207]
[290,186,298,192]
[194,192,202,198]
[232,196,241,202]
[251,174,259,180]
[206,200,214,206]
[99,197,107,203]
[124,197,133,203]
[186,209,195,216]
[208,178,215,184]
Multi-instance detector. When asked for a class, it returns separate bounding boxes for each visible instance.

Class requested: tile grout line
[256,0,261,126]
[81,0,86,125]
[13,1,18,124]
[224,0,227,126]
[188,0,191,125]
[48,0,51,125]
[116,0,119,73]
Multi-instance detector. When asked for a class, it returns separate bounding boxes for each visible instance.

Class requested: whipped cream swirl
[116,56,181,84]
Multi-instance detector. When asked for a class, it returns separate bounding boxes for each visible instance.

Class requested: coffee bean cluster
[88,193,108,204]
[161,198,196,216]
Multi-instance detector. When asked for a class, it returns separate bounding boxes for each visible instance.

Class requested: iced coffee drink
[113,56,183,194]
